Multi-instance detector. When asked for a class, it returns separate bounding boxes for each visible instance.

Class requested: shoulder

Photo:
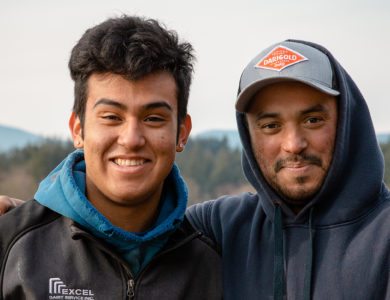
[368,187,390,225]
[187,192,260,224]
[167,216,222,266]
[0,199,60,227]
[0,200,61,259]
[186,192,262,243]
[184,216,221,253]
[158,217,221,272]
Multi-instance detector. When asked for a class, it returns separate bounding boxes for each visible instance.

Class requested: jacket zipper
[127,278,135,300]
[123,234,200,299]
[71,229,137,299]
[71,221,202,299]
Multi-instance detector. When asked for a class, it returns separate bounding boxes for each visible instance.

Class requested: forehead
[247,81,338,114]
[86,71,178,110]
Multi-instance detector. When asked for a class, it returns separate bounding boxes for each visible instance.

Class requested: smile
[274,155,322,172]
[283,163,310,169]
[113,158,146,166]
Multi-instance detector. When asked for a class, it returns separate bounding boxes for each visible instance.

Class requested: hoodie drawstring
[303,207,315,300]
[273,205,315,300]
[273,203,284,300]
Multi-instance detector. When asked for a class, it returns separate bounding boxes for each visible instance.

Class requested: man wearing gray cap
[187,40,390,299]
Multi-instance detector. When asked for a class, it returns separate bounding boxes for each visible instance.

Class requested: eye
[304,116,325,126]
[262,123,279,129]
[303,116,327,129]
[145,116,165,122]
[102,115,121,121]
[306,117,322,124]
[259,122,281,134]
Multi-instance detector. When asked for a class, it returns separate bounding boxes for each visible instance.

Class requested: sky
[1,0,389,138]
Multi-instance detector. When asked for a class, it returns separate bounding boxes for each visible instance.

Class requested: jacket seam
[197,233,222,255]
[205,201,215,241]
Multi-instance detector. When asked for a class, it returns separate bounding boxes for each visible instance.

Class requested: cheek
[83,122,116,148]
[150,131,177,153]
[84,135,102,149]
[251,138,275,172]
[312,130,337,166]
[252,134,279,159]
[323,138,336,165]
[152,135,177,174]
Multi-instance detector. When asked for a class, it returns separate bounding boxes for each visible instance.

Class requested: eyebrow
[300,104,329,115]
[93,98,126,110]
[254,104,329,121]
[93,99,172,112]
[255,112,280,121]
[144,101,172,112]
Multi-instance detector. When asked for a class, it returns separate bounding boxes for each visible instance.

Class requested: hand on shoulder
[0,195,24,215]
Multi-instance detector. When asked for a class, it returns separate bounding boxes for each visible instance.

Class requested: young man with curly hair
[0,16,221,300]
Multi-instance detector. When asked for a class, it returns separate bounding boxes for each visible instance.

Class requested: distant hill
[195,129,241,149]
[377,133,390,144]
[0,124,389,153]
[0,124,43,152]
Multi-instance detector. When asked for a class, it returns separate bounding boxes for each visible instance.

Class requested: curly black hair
[69,15,194,129]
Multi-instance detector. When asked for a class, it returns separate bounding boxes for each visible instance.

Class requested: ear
[69,112,84,149]
[176,114,192,152]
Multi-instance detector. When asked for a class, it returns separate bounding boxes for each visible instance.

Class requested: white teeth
[114,158,146,166]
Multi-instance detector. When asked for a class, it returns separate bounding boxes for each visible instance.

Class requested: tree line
[1,137,390,204]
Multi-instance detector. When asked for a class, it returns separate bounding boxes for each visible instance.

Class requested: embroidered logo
[255,45,308,71]
[48,277,95,300]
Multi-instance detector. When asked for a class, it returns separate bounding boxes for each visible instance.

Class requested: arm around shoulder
[186,201,214,235]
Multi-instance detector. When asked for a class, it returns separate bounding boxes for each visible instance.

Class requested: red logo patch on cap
[255,46,308,71]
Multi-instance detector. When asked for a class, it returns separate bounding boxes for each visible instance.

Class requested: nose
[117,119,146,149]
[281,126,307,154]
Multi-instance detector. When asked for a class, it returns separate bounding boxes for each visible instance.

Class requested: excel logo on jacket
[48,278,95,300]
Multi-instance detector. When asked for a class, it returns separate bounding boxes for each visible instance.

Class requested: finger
[0,196,24,215]
[9,198,25,207]
[0,196,12,215]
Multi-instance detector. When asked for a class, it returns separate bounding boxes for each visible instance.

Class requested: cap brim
[236,77,340,112]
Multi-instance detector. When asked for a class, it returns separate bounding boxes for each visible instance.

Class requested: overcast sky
[1,0,389,138]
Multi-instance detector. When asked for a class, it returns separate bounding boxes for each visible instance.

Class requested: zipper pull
[127,279,135,299]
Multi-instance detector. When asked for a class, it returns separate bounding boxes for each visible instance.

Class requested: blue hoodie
[35,150,188,276]
[186,40,390,299]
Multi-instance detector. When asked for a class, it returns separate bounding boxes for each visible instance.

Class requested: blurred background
[1,0,389,203]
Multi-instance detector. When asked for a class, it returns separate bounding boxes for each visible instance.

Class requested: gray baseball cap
[235,40,340,112]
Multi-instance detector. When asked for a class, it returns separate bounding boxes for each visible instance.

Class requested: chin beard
[271,176,321,208]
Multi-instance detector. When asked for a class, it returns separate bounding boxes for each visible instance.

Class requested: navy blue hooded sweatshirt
[186,40,390,299]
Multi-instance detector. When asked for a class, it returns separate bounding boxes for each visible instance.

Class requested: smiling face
[70,71,191,212]
[246,81,337,209]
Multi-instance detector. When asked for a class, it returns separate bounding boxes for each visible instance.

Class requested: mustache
[274,154,323,172]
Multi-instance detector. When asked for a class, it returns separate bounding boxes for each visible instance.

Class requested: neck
[86,184,163,233]
[279,196,309,215]
[290,203,305,214]
[91,199,160,233]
